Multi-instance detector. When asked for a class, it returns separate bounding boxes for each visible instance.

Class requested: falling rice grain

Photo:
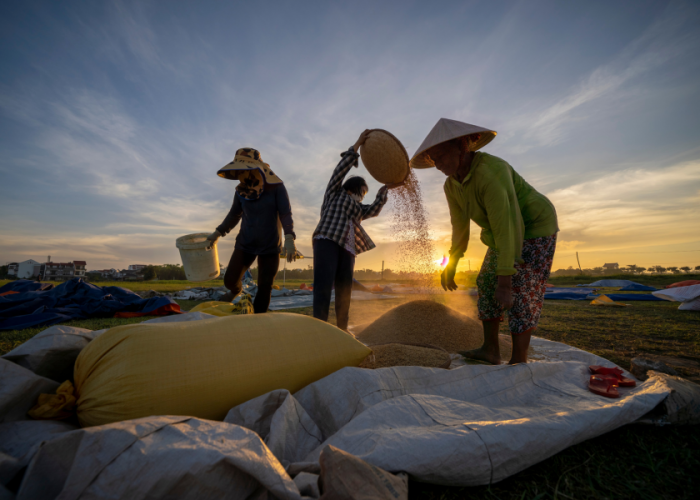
[389,170,436,290]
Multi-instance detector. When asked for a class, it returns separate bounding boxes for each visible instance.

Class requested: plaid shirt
[313,147,388,255]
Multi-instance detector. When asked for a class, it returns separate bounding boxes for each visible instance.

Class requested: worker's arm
[361,185,389,220]
[276,184,296,238]
[216,194,244,237]
[324,130,371,195]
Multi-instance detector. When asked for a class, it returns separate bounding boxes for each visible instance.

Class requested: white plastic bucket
[176,233,220,282]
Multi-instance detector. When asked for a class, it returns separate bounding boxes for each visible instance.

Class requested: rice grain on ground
[359,343,449,369]
[356,299,515,358]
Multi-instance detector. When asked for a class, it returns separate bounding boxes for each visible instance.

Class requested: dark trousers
[313,238,355,330]
[224,248,279,314]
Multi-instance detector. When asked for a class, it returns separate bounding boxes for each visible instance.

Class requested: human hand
[441,259,459,291]
[495,275,513,309]
[353,129,372,152]
[284,234,297,263]
[206,230,221,249]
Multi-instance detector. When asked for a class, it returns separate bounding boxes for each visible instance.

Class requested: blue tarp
[600,293,665,302]
[545,287,596,300]
[619,283,658,291]
[577,279,640,287]
[0,278,181,331]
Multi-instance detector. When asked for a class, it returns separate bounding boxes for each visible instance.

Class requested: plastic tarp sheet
[0,282,53,295]
[225,341,673,487]
[577,279,639,287]
[653,285,700,311]
[0,279,181,331]
[544,287,596,300]
[15,416,303,500]
[2,315,699,498]
[619,283,658,291]
[666,280,700,289]
[600,293,664,302]
[653,284,700,302]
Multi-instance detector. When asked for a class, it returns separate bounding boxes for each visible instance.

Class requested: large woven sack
[74,313,371,427]
[359,129,409,184]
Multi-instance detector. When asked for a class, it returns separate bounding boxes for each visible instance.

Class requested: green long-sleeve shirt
[444,152,558,276]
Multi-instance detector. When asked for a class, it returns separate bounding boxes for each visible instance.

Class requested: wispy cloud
[2,0,700,271]
[504,1,700,152]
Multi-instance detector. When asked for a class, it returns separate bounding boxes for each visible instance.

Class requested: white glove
[284,234,297,263]
[206,230,221,249]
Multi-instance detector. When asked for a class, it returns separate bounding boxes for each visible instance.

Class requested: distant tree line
[141,264,187,281]
[551,264,700,277]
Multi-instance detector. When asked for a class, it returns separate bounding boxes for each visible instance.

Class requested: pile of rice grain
[356,300,514,358]
[359,343,449,369]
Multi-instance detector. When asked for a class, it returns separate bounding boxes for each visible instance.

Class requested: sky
[1,0,699,273]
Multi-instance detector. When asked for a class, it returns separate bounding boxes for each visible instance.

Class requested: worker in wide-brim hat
[411,118,558,365]
[207,147,299,313]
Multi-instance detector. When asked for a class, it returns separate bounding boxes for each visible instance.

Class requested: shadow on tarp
[0,278,180,331]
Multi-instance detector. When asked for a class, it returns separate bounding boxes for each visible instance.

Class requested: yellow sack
[190,297,253,316]
[74,313,371,427]
[591,295,629,307]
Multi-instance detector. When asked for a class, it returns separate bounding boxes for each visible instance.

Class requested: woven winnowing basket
[359,129,409,184]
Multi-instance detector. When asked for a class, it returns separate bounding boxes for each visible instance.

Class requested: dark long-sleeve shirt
[216,184,295,256]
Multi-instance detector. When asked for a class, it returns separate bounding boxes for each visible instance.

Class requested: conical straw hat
[410,119,497,169]
[359,129,409,184]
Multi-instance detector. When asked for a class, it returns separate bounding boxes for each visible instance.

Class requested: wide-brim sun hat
[409,118,497,169]
[359,129,410,184]
[217,148,283,184]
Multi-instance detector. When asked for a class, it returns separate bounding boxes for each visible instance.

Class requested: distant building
[88,269,118,279]
[120,269,144,281]
[8,259,41,279]
[7,263,18,277]
[602,263,619,275]
[44,260,87,281]
[128,264,147,271]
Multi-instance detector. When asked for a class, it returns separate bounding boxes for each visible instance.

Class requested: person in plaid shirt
[312,130,403,331]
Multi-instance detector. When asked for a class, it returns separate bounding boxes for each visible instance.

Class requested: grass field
[1,278,699,498]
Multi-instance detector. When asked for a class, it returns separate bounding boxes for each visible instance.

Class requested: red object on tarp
[0,291,19,297]
[666,280,700,289]
[589,365,636,387]
[300,283,308,290]
[588,375,620,398]
[114,303,182,319]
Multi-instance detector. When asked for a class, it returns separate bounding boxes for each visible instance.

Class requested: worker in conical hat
[411,118,559,365]
[207,147,298,313]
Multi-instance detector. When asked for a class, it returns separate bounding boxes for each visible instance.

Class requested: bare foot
[459,348,501,365]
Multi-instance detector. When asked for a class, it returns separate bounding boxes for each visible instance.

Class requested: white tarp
[653,284,700,302]
[15,416,303,500]
[1,326,97,383]
[225,357,670,486]
[1,316,699,498]
[653,285,700,311]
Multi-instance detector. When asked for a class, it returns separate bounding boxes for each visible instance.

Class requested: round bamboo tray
[359,129,409,185]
